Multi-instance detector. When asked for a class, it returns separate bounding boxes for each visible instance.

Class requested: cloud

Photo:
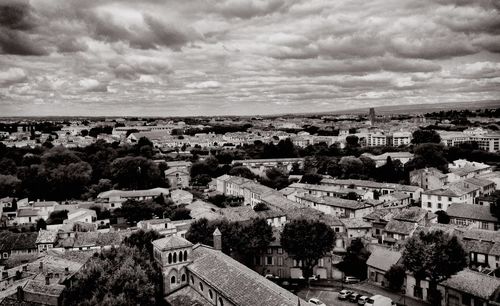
[79,78,108,92]
[186,80,221,89]
[0,67,27,86]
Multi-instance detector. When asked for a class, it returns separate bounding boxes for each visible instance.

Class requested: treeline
[0,137,168,200]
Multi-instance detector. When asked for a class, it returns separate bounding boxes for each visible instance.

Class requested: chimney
[64,267,69,275]
[45,275,50,285]
[16,286,24,301]
[213,228,222,251]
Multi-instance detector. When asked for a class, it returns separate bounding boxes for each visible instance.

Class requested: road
[297,281,429,306]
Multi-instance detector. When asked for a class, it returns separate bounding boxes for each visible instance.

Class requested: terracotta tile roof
[447,203,498,222]
[366,246,402,272]
[440,269,500,300]
[23,280,65,297]
[153,236,193,251]
[36,230,58,244]
[384,220,417,235]
[0,232,37,251]
[341,218,372,229]
[261,193,303,210]
[393,207,428,223]
[462,229,500,242]
[297,194,372,210]
[188,245,306,306]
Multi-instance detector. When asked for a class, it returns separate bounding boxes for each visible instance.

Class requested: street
[297,281,429,306]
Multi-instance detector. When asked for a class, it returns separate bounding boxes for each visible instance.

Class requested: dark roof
[463,240,493,255]
[188,245,305,306]
[447,203,498,222]
[393,207,429,223]
[0,232,37,251]
[440,269,500,300]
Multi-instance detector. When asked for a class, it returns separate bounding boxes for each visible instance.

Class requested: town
[0,106,499,306]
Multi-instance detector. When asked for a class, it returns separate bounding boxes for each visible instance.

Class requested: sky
[0,0,499,116]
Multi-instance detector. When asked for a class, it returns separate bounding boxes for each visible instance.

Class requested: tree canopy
[280,219,335,279]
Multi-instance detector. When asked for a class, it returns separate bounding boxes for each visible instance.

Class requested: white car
[358,296,369,305]
[339,289,353,300]
[308,298,326,306]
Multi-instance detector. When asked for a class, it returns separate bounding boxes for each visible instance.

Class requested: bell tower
[152,235,193,294]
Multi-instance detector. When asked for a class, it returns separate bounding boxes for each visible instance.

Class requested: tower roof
[213,227,221,236]
[152,235,193,251]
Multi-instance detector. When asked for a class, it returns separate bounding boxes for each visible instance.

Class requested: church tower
[152,235,193,294]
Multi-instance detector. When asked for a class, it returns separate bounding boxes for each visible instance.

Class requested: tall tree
[280,219,335,279]
[403,230,467,304]
[412,129,441,144]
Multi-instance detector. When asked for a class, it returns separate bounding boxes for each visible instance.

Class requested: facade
[361,152,414,167]
[231,158,304,176]
[296,194,376,218]
[409,167,448,190]
[367,247,402,286]
[97,187,170,203]
[165,168,190,189]
[447,203,499,230]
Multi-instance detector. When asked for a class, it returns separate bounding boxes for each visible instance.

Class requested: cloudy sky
[0,0,499,116]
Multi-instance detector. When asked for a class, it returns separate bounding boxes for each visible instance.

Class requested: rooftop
[188,245,305,306]
[440,269,500,300]
[384,219,417,235]
[447,203,498,222]
[152,235,193,251]
[97,187,170,199]
[366,246,402,271]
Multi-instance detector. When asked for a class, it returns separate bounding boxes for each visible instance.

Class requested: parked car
[308,275,319,281]
[343,276,361,284]
[308,298,326,306]
[349,293,362,303]
[358,296,369,305]
[339,289,354,300]
[365,295,393,306]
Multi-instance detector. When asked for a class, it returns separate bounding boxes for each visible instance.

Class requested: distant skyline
[1,0,500,116]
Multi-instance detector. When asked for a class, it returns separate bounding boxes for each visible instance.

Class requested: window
[427,202,432,208]
[266,248,272,254]
[219,297,224,306]
[277,257,283,266]
[448,197,452,202]
[461,294,471,306]
[277,269,282,278]
[318,258,324,267]
[171,276,176,284]
[438,203,442,209]
[199,282,204,292]
[277,248,283,254]
[173,252,177,263]
[190,275,194,284]
[209,289,213,299]
[266,256,273,265]
[181,274,186,282]
[438,196,442,201]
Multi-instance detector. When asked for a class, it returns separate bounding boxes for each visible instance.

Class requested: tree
[300,173,323,185]
[435,210,450,224]
[346,135,359,147]
[64,246,162,305]
[110,156,164,190]
[171,207,191,220]
[412,129,441,144]
[124,229,164,257]
[403,230,467,304]
[385,264,406,291]
[339,156,364,178]
[338,238,371,279]
[228,166,255,179]
[281,219,335,279]
[36,218,47,230]
[47,210,68,225]
[0,174,21,197]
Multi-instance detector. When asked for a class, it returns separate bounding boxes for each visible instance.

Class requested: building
[171,189,194,205]
[447,160,493,182]
[281,183,373,201]
[0,232,38,261]
[138,218,193,237]
[367,246,402,286]
[153,234,306,306]
[438,269,500,306]
[421,184,477,213]
[447,203,499,230]
[296,194,376,218]
[97,187,170,204]
[36,230,58,253]
[321,179,422,204]
[165,168,190,189]
[253,229,334,280]
[409,167,448,190]
[231,158,304,176]
[361,152,414,167]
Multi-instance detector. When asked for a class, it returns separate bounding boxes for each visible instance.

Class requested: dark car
[349,293,362,303]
